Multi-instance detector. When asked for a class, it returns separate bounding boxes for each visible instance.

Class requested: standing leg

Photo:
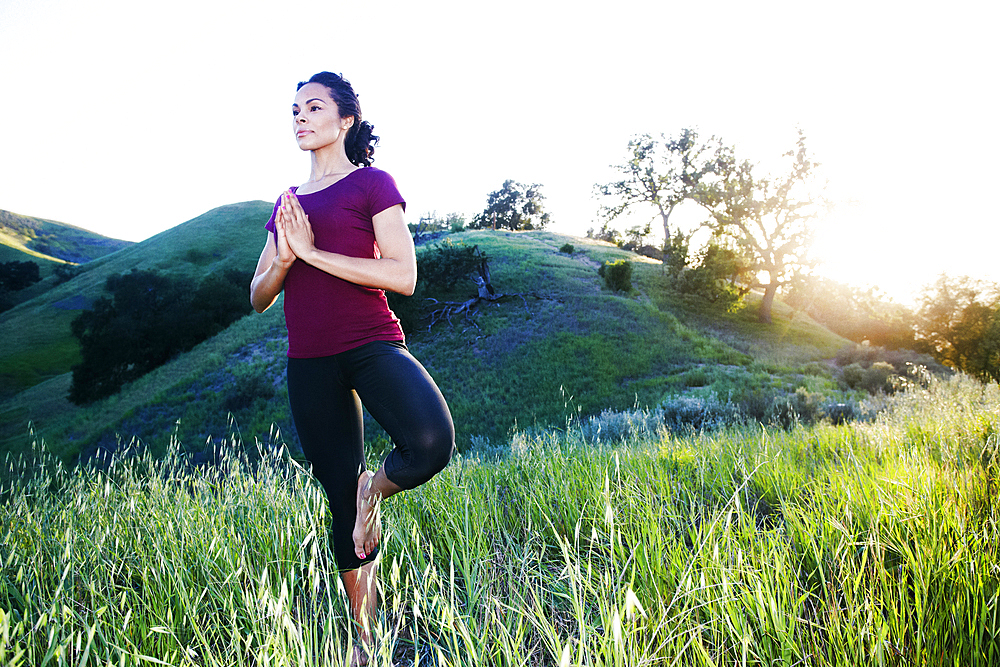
[340,561,377,666]
[286,356,379,662]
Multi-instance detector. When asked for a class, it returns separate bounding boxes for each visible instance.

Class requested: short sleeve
[264,197,280,235]
[368,169,406,217]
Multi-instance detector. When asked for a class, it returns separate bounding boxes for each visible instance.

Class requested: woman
[250,71,455,663]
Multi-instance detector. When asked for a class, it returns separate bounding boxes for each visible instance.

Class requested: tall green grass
[2,373,998,665]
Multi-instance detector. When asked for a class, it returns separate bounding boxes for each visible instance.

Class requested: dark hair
[297,72,379,167]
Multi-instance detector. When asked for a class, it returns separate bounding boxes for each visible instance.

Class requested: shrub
[386,242,489,334]
[559,243,574,254]
[447,213,466,233]
[767,387,824,428]
[599,259,632,293]
[418,241,486,291]
[835,343,947,377]
[824,401,857,425]
[835,343,950,394]
[578,407,663,444]
[223,370,276,413]
[862,361,896,393]
[54,263,81,284]
[0,260,41,291]
[659,393,743,432]
[842,363,865,390]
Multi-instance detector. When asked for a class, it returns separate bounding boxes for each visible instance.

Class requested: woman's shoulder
[356,166,395,183]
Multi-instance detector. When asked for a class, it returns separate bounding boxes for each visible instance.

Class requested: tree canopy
[470,179,550,231]
[595,128,726,255]
[698,130,826,323]
[0,260,41,291]
[69,269,252,404]
[914,274,1000,381]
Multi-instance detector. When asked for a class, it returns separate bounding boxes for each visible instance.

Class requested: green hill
[0,201,272,401]
[0,209,135,313]
[0,209,132,265]
[0,203,855,462]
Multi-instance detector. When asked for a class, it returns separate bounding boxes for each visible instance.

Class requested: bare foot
[353,470,381,560]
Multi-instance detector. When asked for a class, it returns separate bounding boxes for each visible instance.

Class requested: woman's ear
[342,116,355,131]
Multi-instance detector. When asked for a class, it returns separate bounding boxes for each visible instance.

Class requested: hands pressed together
[273,190,315,267]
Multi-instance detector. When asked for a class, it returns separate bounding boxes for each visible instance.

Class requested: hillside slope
[0,201,273,399]
[1,220,851,463]
[0,209,132,264]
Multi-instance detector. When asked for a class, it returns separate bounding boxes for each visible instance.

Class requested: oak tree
[470,180,550,231]
[595,128,727,256]
[698,131,825,323]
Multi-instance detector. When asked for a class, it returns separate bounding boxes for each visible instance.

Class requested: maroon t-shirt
[265,167,406,358]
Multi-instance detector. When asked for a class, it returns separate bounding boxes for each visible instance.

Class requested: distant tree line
[786,273,1000,382]
[408,211,466,243]
[69,268,253,404]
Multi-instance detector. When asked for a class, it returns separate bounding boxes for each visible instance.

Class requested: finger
[286,192,308,222]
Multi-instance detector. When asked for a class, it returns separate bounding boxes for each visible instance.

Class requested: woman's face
[292,82,354,152]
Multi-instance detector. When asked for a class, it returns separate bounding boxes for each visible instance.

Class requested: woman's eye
[310,106,321,112]
[292,109,299,117]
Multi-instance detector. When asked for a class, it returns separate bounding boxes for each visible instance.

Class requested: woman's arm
[279,191,416,295]
[250,221,296,312]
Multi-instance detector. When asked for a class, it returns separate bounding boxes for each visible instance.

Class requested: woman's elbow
[398,279,416,297]
[395,265,417,296]
[250,281,276,313]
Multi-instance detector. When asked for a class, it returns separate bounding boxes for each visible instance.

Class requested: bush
[417,241,486,291]
[835,343,950,394]
[386,242,489,334]
[223,369,276,413]
[559,243,574,254]
[672,243,751,311]
[0,260,41,291]
[862,362,896,393]
[659,394,742,432]
[842,363,865,390]
[54,263,81,284]
[599,259,632,293]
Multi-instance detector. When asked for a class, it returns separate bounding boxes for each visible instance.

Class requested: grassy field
[2,371,996,666]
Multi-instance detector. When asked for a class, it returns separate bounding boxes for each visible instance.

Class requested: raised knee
[420,429,454,477]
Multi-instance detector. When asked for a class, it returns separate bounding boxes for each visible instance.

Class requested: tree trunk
[759,282,778,324]
[659,206,674,272]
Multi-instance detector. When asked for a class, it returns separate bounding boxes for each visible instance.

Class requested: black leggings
[287,340,455,571]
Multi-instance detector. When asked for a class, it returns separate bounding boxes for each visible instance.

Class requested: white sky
[1,0,996,303]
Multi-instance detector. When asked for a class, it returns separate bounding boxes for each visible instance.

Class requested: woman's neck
[308,144,357,183]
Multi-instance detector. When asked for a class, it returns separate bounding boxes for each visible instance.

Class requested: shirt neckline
[293,167,365,196]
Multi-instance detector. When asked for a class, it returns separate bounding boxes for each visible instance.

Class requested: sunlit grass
[2,374,998,665]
